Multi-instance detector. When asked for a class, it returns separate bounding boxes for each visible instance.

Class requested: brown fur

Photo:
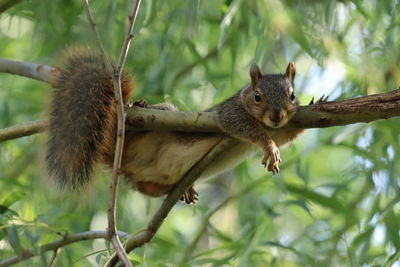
[136,181,172,197]
[211,63,301,173]
[46,50,133,189]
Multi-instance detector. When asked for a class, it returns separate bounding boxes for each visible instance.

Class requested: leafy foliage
[0,0,399,266]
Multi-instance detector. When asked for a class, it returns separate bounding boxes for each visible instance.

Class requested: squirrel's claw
[180,186,199,204]
[271,165,279,175]
[309,95,329,105]
[318,94,325,103]
[261,153,269,167]
[133,99,148,108]
[316,94,329,104]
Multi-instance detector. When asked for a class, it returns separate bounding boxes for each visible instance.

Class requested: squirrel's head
[242,62,298,128]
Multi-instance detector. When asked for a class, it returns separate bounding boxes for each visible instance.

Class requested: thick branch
[126,89,400,132]
[288,89,400,129]
[1,90,400,143]
[0,230,129,267]
[0,58,399,140]
[125,107,220,132]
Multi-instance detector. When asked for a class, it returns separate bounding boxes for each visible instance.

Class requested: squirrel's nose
[269,111,283,123]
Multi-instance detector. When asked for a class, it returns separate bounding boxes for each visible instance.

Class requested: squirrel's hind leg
[180,186,199,204]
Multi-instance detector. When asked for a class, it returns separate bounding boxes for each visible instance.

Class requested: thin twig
[0,230,130,267]
[82,0,113,74]
[107,0,143,266]
[47,248,60,267]
[82,0,140,265]
[115,0,142,74]
[104,138,237,267]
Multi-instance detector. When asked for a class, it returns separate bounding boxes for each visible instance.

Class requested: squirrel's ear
[250,63,262,88]
[286,62,296,84]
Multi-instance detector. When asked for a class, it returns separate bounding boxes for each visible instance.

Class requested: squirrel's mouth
[271,123,281,128]
[264,117,288,129]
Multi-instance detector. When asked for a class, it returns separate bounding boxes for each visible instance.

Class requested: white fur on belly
[123,132,222,184]
[122,132,257,185]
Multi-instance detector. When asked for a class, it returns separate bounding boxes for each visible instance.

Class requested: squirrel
[46,50,303,204]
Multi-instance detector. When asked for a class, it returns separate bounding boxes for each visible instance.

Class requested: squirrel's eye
[290,92,296,101]
[254,91,262,102]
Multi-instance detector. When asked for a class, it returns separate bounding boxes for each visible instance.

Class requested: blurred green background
[0,0,400,266]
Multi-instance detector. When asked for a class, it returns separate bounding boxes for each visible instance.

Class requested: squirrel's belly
[122,132,223,185]
[200,141,257,179]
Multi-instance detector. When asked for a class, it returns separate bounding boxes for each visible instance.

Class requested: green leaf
[7,225,23,257]
[285,183,352,217]
[351,227,373,249]
[383,249,400,267]
[384,209,400,249]
[283,199,313,217]
[0,191,26,207]
[218,0,242,51]
[0,205,9,214]
[95,253,103,265]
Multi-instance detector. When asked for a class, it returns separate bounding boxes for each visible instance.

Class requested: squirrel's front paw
[261,142,281,175]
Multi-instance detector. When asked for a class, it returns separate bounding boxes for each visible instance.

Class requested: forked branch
[82,0,142,266]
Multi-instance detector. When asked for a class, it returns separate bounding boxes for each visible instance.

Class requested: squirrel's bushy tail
[46,51,133,190]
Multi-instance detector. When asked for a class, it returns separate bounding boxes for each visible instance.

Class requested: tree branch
[1,57,399,135]
[0,230,130,267]
[81,1,130,264]
[82,0,114,74]
[107,0,142,265]
[0,58,58,84]
[125,107,220,132]
[1,89,399,143]
[0,119,47,142]
[82,0,142,265]
[83,0,142,266]
[0,0,23,14]
[288,90,400,128]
